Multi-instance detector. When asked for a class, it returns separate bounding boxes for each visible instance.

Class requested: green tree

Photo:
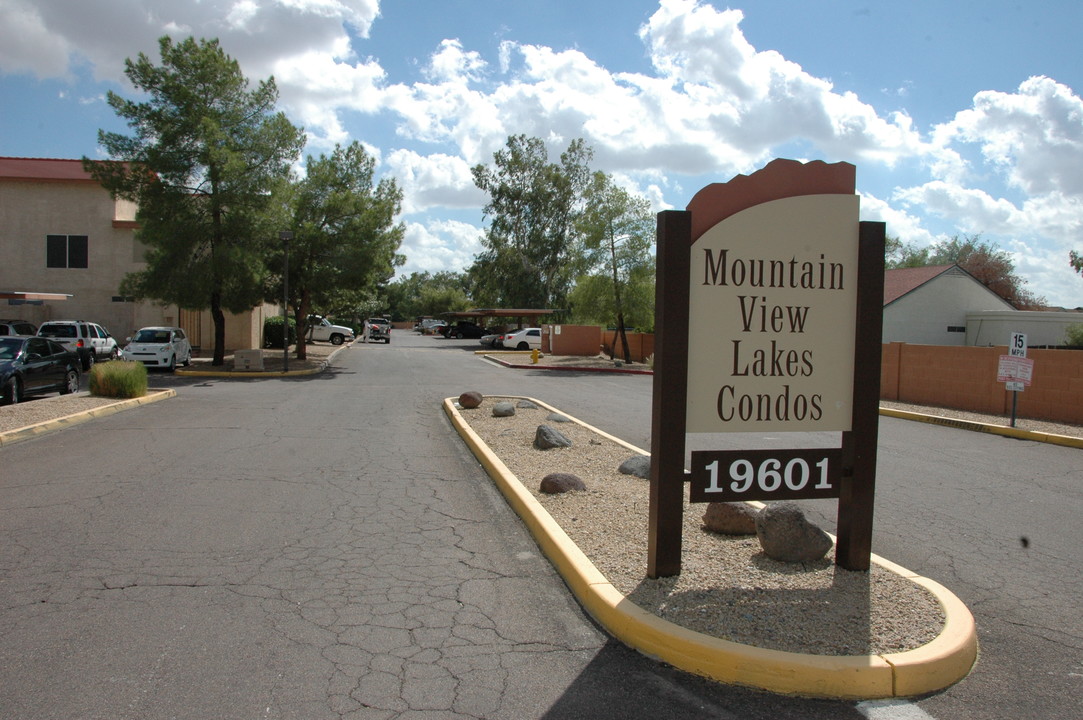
[272,142,404,360]
[887,234,1045,309]
[470,135,593,309]
[1071,250,1082,276]
[85,36,305,365]
[385,271,472,322]
[574,171,655,362]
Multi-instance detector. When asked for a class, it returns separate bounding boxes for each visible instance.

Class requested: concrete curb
[0,389,176,447]
[480,352,654,375]
[175,344,348,378]
[444,394,978,699]
[880,408,1083,449]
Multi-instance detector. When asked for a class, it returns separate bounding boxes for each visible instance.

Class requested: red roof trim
[0,156,101,183]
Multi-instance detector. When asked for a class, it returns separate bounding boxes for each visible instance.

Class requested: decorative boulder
[540,473,586,494]
[702,502,759,535]
[618,455,651,479]
[755,502,833,563]
[546,412,571,423]
[458,391,483,409]
[517,400,539,409]
[534,425,573,450]
[492,401,516,417]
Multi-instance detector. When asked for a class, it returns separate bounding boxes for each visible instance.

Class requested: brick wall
[880,343,1082,424]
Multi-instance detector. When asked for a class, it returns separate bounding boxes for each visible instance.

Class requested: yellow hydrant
[531,348,540,364]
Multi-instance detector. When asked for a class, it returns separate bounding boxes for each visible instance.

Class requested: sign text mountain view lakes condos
[686,194,859,434]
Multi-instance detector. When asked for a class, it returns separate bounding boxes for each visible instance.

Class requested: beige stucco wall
[966,310,1083,347]
[1,175,266,350]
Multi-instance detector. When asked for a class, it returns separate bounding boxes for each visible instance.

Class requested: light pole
[279,231,293,373]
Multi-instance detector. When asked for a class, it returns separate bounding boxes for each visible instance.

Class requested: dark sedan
[0,336,81,405]
[441,322,491,339]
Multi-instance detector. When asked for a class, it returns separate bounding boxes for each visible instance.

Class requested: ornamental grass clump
[89,360,148,398]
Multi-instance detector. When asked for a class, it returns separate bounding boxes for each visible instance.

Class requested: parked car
[442,321,490,339]
[306,315,355,346]
[500,327,542,350]
[367,317,391,343]
[37,320,119,370]
[0,335,81,405]
[479,333,500,347]
[0,319,38,336]
[121,326,192,371]
[417,318,447,334]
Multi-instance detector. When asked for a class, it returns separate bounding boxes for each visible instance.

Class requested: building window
[46,234,89,268]
[946,326,965,333]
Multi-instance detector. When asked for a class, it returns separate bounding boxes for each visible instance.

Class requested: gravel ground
[459,395,1082,658]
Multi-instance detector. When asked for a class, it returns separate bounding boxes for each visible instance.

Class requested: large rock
[702,502,759,535]
[546,412,571,423]
[618,455,651,479]
[540,473,586,494]
[492,401,516,417]
[458,391,483,409]
[755,502,833,563]
[534,425,573,450]
[517,400,539,409]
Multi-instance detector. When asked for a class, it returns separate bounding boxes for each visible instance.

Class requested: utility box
[234,349,264,371]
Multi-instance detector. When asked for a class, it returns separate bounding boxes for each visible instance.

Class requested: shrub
[1065,323,1083,347]
[89,360,148,398]
[264,315,297,348]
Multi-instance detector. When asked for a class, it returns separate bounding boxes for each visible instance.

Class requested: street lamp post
[280,231,293,373]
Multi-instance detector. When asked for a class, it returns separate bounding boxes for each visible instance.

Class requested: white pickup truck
[306,315,354,346]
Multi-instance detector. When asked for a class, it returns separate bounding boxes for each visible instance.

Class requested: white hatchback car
[122,326,192,371]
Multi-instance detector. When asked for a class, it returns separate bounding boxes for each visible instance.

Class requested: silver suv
[37,320,119,370]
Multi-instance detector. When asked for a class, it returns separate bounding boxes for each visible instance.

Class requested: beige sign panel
[687,194,859,433]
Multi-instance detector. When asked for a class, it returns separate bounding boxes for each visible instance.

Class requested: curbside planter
[443,394,978,699]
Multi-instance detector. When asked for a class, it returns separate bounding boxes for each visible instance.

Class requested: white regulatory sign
[1010,332,1027,358]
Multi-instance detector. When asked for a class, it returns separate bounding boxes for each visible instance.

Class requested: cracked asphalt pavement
[2,332,1080,720]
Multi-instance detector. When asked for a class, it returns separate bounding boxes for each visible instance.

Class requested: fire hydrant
[531,348,540,364]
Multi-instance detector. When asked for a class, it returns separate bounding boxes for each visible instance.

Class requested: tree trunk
[211,290,226,366]
[616,312,631,364]
[295,289,311,361]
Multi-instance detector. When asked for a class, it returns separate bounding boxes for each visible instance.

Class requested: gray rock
[755,502,833,563]
[540,473,587,494]
[546,412,571,423]
[618,455,651,479]
[702,502,759,535]
[517,400,539,409]
[458,391,483,409]
[492,401,516,417]
[534,424,573,450]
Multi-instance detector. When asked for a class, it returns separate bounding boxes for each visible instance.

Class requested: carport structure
[440,308,561,330]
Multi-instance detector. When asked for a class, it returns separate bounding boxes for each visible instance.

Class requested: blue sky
[2,0,1081,307]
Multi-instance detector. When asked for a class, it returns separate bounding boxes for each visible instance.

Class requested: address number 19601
[689,448,843,503]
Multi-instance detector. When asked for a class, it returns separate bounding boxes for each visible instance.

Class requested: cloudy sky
[1,0,1081,307]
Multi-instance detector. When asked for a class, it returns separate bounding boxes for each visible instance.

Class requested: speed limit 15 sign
[689,448,843,503]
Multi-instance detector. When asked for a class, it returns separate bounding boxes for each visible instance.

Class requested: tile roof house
[882,264,1016,345]
[883,264,1083,347]
[0,156,273,351]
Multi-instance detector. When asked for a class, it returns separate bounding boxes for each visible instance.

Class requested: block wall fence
[541,326,1082,425]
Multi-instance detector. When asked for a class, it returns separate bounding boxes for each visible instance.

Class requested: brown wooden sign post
[648,159,885,577]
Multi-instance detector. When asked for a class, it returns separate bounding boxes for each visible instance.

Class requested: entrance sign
[648,159,885,577]
[687,195,859,433]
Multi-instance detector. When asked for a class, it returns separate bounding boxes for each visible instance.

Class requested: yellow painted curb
[445,395,978,698]
[880,408,1083,449]
[0,389,176,447]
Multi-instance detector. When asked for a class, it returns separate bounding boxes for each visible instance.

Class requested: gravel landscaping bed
[460,397,947,656]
